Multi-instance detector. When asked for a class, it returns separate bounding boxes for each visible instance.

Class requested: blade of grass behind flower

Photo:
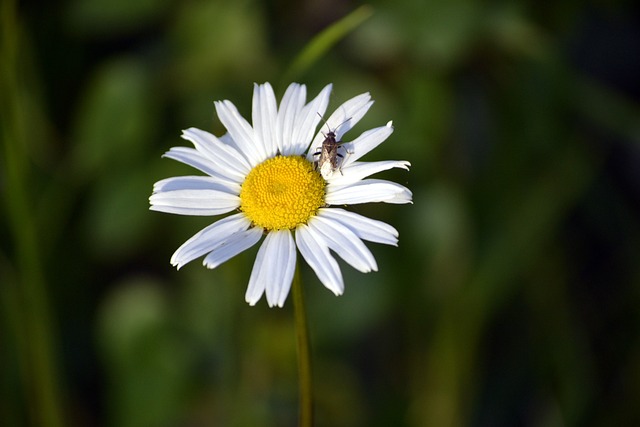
[0,1,65,426]
[281,5,373,85]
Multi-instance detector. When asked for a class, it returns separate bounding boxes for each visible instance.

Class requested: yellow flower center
[240,155,326,230]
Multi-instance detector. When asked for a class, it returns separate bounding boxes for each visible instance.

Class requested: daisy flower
[150,82,412,307]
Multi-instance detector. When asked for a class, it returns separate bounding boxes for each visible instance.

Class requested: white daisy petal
[296,224,344,295]
[203,226,263,269]
[317,208,399,246]
[294,84,332,155]
[149,189,239,216]
[330,160,411,185]
[330,93,373,139]
[307,216,377,273]
[278,83,307,154]
[246,230,297,307]
[162,147,224,181]
[326,179,413,205]
[170,213,251,269]
[163,147,244,185]
[181,127,252,177]
[340,122,395,167]
[215,100,264,164]
[252,83,279,157]
[218,132,235,147]
[152,176,240,194]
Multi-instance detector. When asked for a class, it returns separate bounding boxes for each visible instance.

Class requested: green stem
[292,262,313,427]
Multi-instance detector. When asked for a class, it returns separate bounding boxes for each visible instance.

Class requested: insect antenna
[316,113,352,138]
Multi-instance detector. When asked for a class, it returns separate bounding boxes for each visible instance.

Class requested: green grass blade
[282,5,373,84]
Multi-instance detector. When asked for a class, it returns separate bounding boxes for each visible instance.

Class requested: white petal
[215,100,264,165]
[149,188,239,216]
[252,83,279,157]
[162,147,226,181]
[181,128,252,178]
[326,179,413,205]
[293,84,332,155]
[340,123,394,167]
[278,83,307,154]
[203,226,263,269]
[152,175,240,194]
[170,213,251,269]
[317,208,399,246]
[218,132,235,147]
[246,230,296,307]
[307,92,373,158]
[296,224,344,295]
[307,216,377,273]
[329,160,411,185]
[329,93,373,140]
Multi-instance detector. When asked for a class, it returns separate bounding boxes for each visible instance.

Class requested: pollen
[240,155,326,230]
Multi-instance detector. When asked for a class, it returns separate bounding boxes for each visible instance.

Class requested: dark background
[2,0,640,426]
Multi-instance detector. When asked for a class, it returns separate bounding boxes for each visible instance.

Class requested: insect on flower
[314,114,350,179]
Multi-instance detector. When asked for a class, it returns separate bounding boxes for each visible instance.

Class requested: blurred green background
[2,0,640,426]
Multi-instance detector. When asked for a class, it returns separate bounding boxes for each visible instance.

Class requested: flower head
[150,83,412,307]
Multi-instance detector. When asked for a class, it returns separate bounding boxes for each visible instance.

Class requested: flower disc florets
[240,155,325,231]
